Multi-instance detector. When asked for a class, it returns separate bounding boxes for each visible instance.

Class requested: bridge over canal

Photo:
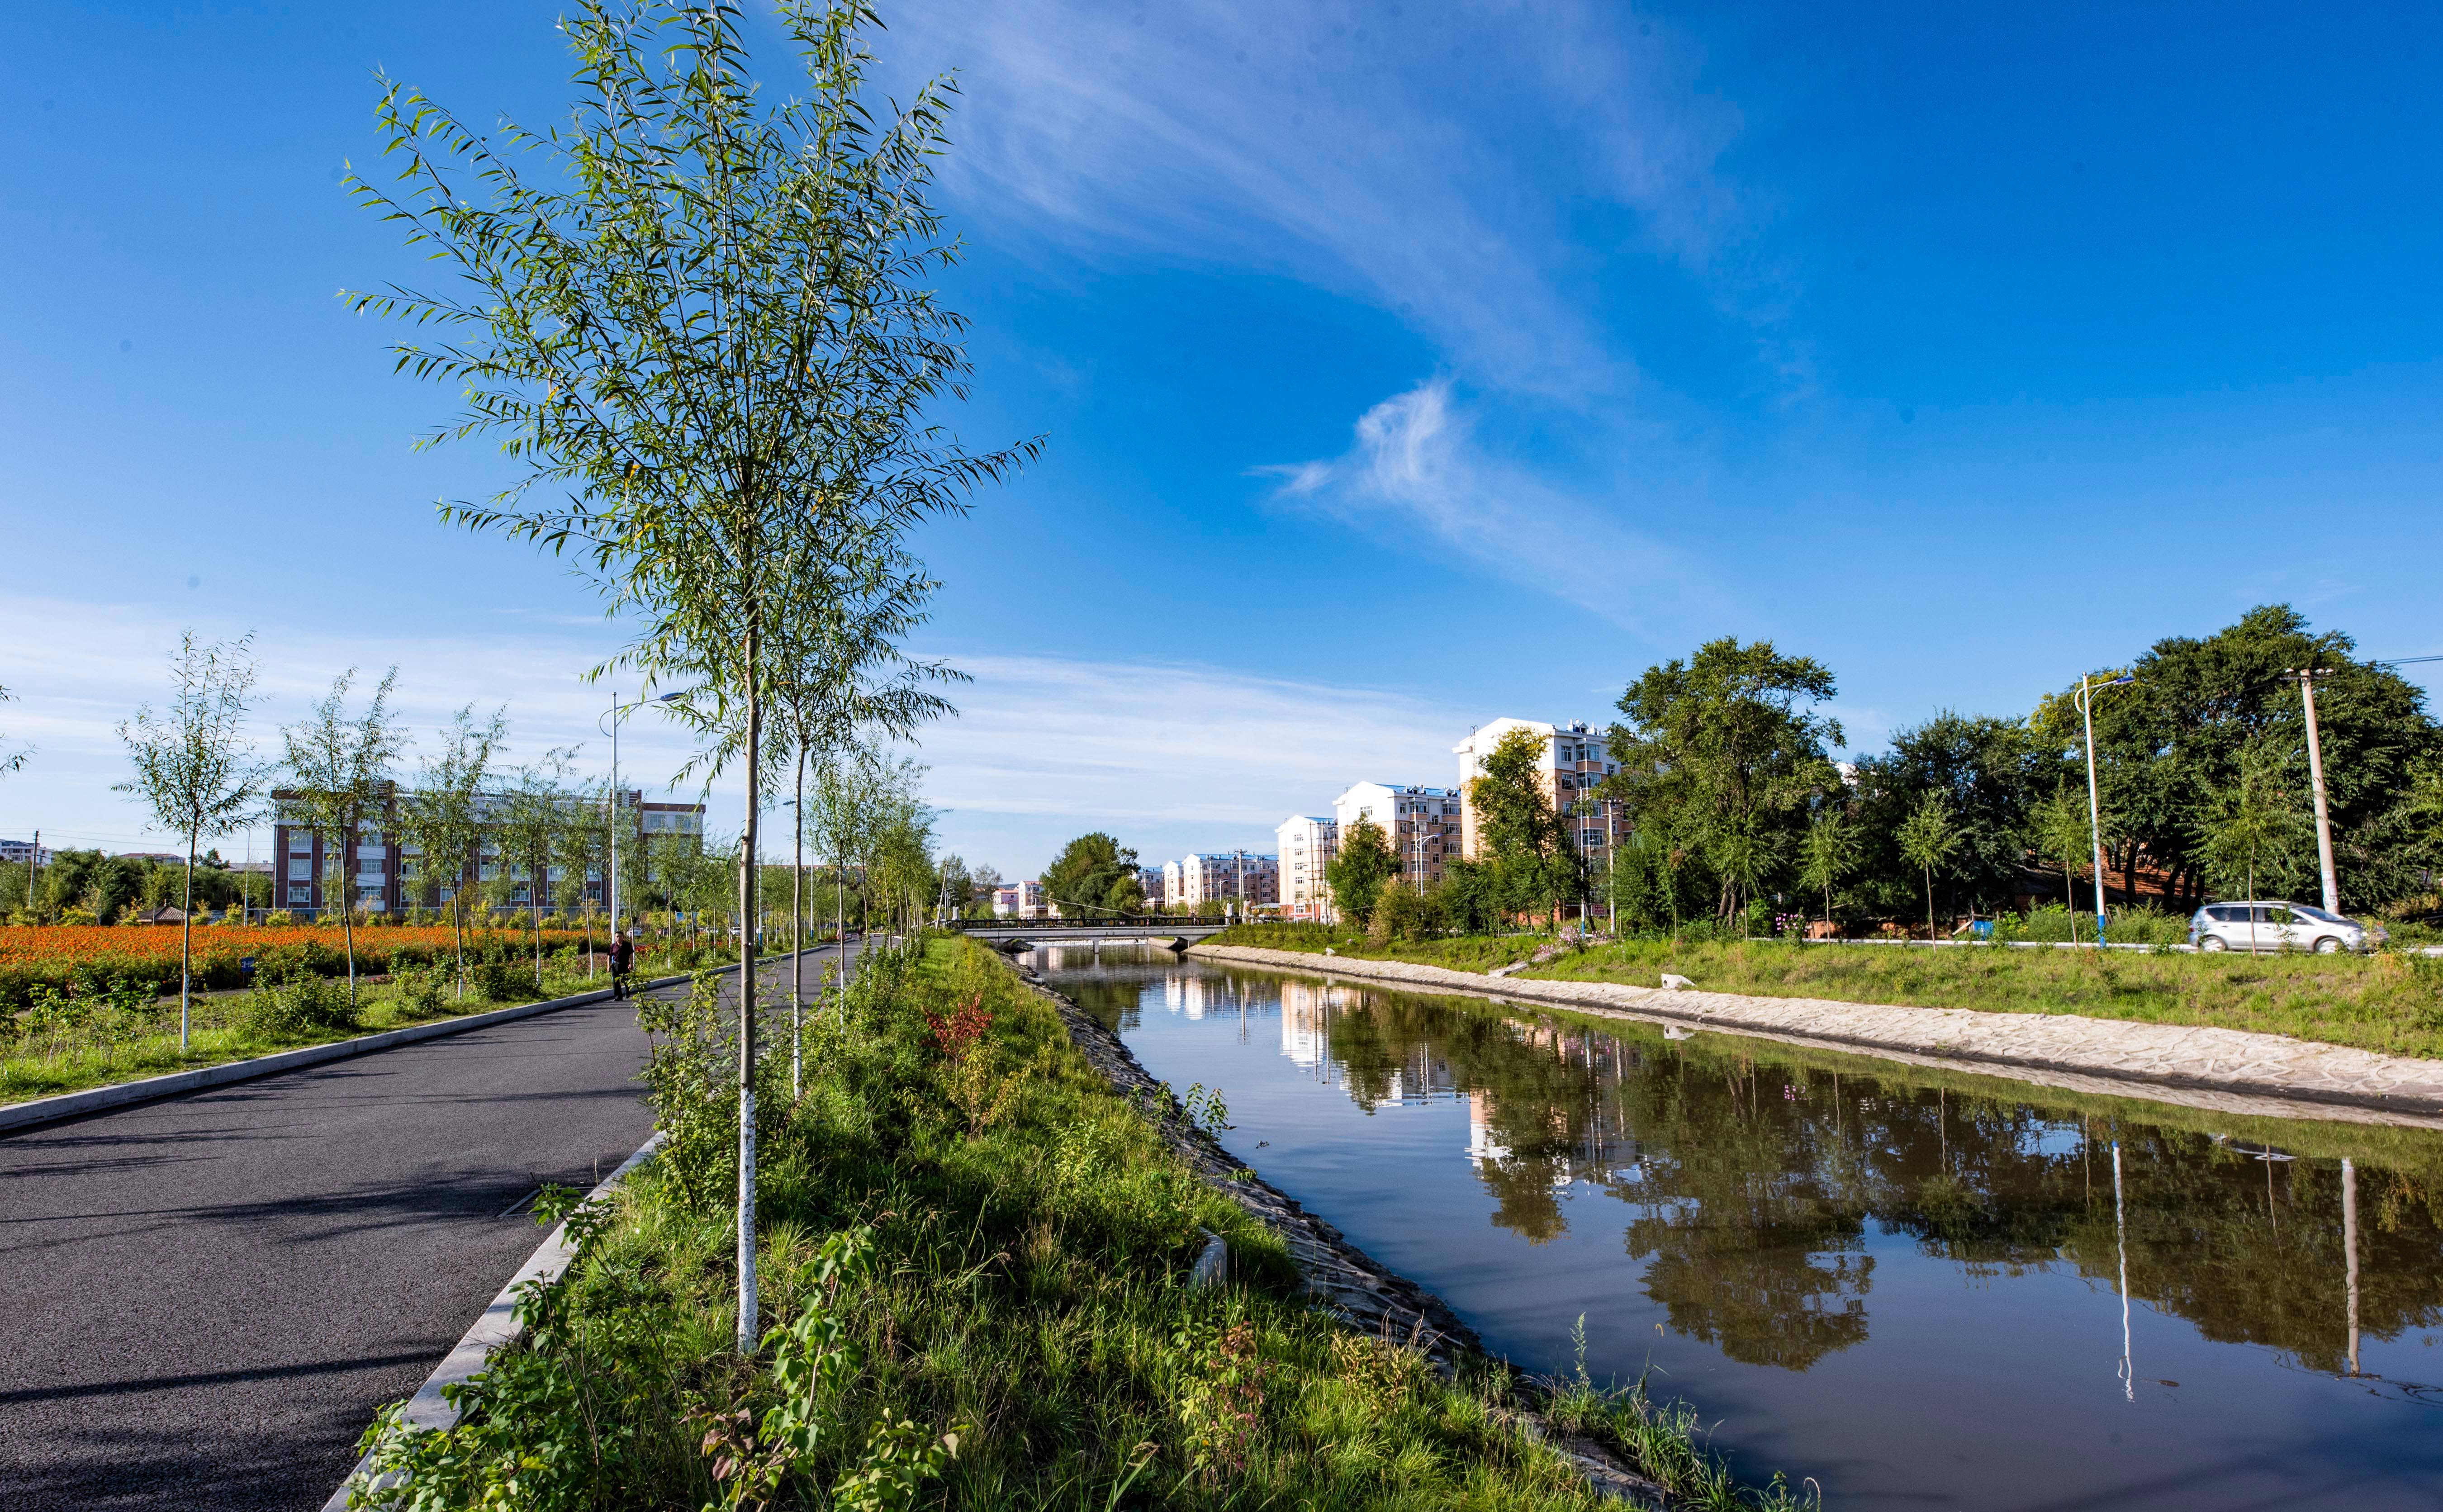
[946,917,1231,949]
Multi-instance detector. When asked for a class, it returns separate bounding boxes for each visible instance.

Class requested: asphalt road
[0,947,849,1512]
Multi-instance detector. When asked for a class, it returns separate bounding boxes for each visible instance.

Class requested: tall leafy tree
[114,633,266,1049]
[282,668,406,1007]
[1606,639,1843,921]
[351,0,1038,1349]
[1325,815,1396,929]
[2033,605,2441,910]
[1041,832,1143,917]
[399,706,507,997]
[2196,739,2311,903]
[1469,726,1579,927]
[1851,712,2059,917]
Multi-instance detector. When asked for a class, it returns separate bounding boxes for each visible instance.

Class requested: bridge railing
[948,918,1231,928]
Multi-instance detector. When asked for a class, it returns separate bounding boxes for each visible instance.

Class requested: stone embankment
[1190,944,2443,1130]
[1012,966,1673,1506]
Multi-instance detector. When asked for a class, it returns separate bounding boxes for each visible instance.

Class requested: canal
[1035,943,2443,1509]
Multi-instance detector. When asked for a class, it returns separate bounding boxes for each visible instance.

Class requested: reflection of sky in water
[1039,944,2443,1511]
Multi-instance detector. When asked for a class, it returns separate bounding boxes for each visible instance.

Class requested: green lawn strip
[349,936,1812,1511]
[0,946,812,1108]
[0,972,604,1107]
[1205,924,2443,1063]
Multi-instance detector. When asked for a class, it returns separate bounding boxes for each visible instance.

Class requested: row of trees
[1599,606,2441,932]
[1314,605,2441,938]
[349,0,1025,1351]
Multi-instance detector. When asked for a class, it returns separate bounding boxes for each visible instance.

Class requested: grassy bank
[1205,923,2443,1062]
[0,941,789,1107]
[347,935,1810,1511]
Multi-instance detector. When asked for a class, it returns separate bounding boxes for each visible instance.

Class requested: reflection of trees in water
[1049,955,2443,1379]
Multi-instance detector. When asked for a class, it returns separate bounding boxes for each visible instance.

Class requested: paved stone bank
[1012,966,1670,1505]
[1190,944,2443,1130]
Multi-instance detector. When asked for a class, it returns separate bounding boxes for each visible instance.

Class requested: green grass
[0,967,613,1107]
[346,936,1812,1511]
[1206,923,2443,1062]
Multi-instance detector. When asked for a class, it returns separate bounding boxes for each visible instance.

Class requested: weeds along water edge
[341,934,1815,1511]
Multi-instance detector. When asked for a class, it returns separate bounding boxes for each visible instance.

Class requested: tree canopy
[1605,638,1843,921]
[1040,832,1144,916]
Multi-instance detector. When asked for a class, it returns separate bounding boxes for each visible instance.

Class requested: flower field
[0,924,599,1007]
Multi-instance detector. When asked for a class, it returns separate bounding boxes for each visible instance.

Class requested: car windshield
[2291,904,2349,924]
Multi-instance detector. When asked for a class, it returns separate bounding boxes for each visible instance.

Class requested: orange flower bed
[0,923,597,1006]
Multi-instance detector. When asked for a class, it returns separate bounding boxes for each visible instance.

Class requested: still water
[1037,944,2443,1509]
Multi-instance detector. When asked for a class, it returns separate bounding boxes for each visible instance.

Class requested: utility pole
[27,828,37,915]
[2291,666,2343,913]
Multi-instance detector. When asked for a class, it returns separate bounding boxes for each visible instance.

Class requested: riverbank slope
[1188,939,2443,1127]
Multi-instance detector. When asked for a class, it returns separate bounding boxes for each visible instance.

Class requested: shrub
[474,959,535,1003]
[397,963,451,1017]
[244,970,360,1038]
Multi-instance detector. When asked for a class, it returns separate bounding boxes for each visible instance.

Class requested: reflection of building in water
[1279,979,1331,1069]
[1468,1090,1511,1163]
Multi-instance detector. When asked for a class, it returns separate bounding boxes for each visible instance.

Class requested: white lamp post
[2074,673,2135,945]
[599,689,691,933]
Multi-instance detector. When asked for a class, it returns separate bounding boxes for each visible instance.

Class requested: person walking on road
[610,931,635,1000]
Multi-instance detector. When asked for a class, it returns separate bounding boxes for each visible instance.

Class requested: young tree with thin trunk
[282,668,405,1008]
[498,754,579,990]
[2198,741,2308,904]
[2031,784,2093,941]
[1796,809,1855,938]
[114,633,265,1050]
[1897,791,1964,941]
[352,0,1036,1351]
[556,777,613,978]
[398,706,505,998]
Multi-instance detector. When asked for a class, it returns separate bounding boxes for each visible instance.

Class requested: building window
[287,884,311,905]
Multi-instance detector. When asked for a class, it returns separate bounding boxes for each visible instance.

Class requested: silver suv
[2189,901,2383,954]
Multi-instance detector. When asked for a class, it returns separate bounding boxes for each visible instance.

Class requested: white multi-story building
[1333,782,1461,890]
[1167,852,1278,911]
[1275,815,1338,921]
[992,879,1054,918]
[1139,866,1167,908]
[1451,719,1623,867]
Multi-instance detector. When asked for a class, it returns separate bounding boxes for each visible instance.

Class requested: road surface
[0,947,848,1512]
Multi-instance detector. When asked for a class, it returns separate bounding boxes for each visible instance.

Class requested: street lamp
[599,688,693,933]
[2073,673,2135,945]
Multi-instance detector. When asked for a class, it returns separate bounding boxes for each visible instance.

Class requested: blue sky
[4,0,2439,880]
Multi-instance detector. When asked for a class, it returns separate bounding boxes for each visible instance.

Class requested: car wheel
[2201,934,2227,953]
[2315,936,2343,954]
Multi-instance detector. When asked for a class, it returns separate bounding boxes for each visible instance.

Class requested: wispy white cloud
[886,0,1753,398]
[911,651,1478,874]
[1255,378,1726,633]
[0,597,1485,878]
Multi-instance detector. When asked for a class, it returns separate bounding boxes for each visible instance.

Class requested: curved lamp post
[2073,674,2136,945]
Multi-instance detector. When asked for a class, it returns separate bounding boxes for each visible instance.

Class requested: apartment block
[1275,815,1338,921]
[1333,782,1461,889]
[1451,719,1625,864]
[269,787,704,918]
[1138,866,1167,907]
[992,879,1053,918]
[1167,852,1278,910]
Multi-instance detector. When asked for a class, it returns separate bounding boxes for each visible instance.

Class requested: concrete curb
[1188,943,2443,1128]
[0,949,827,1136]
[321,1130,669,1511]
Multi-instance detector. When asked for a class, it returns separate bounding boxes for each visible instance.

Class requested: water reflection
[1044,945,2443,1507]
